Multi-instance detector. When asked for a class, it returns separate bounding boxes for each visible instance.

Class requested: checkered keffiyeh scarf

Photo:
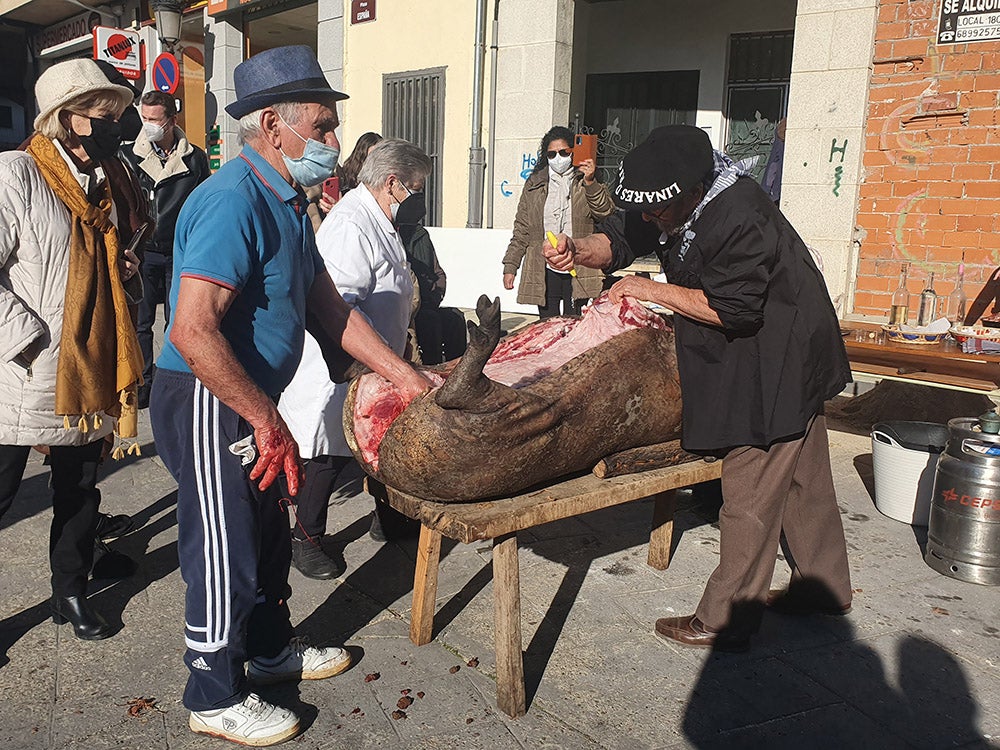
[679,150,759,234]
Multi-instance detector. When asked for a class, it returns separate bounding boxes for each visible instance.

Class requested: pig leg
[435,295,503,410]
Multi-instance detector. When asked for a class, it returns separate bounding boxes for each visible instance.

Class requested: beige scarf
[25,134,143,453]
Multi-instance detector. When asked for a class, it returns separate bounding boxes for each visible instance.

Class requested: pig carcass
[343,294,682,501]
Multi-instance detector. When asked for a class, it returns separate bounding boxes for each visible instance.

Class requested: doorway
[581,70,700,189]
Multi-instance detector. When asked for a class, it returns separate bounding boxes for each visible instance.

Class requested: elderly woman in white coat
[279,138,432,578]
[0,59,145,640]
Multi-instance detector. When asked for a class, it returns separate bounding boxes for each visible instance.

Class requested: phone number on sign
[956,25,1000,39]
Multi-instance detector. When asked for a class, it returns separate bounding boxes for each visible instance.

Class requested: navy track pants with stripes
[150,369,294,711]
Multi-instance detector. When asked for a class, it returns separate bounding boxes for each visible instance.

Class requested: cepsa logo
[939,487,1000,516]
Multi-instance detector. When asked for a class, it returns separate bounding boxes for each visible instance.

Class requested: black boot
[291,537,344,580]
[52,595,115,640]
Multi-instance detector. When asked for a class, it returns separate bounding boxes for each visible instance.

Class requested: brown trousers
[695,415,852,636]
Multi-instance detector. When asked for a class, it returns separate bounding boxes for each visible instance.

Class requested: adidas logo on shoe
[191,656,211,671]
[189,693,300,746]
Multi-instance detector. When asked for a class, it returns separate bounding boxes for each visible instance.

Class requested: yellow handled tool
[546,231,577,277]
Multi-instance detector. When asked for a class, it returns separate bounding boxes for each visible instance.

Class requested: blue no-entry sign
[152,52,180,95]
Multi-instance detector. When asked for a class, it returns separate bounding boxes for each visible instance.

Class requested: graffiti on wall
[498,152,538,199]
[830,138,847,197]
[872,38,987,277]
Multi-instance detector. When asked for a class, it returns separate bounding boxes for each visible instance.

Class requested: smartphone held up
[323,176,341,202]
[573,134,597,166]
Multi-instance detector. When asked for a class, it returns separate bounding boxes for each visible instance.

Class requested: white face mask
[142,121,167,143]
[548,154,573,175]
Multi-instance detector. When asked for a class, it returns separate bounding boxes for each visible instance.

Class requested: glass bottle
[917,271,937,326]
[945,263,967,327]
[889,263,909,325]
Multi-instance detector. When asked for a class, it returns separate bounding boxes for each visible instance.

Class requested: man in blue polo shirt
[150,46,430,747]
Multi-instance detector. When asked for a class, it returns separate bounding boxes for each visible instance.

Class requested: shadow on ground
[682,589,992,749]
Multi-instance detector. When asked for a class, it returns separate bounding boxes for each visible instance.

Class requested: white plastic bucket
[871,422,948,526]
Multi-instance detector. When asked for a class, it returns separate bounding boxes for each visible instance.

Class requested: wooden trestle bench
[368,442,723,718]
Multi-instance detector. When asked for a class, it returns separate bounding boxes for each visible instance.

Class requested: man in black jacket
[122,91,210,408]
[544,125,853,652]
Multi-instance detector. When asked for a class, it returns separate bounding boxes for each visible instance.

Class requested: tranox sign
[93,26,144,80]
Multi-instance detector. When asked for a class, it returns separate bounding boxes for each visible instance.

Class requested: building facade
[5,0,998,322]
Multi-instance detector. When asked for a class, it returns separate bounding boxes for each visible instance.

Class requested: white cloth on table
[962,337,1000,354]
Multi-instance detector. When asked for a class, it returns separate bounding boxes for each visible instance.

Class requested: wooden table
[841,321,1000,392]
[370,452,723,718]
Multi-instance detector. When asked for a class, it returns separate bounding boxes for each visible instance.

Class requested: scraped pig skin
[344,293,682,501]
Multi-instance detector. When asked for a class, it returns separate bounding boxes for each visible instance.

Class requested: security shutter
[383,67,445,226]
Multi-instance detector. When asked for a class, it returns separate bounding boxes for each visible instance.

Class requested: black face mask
[77,117,123,162]
[394,192,427,228]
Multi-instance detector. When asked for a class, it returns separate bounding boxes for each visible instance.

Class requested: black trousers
[136,251,173,389]
[538,267,586,318]
[414,306,468,365]
[0,440,104,597]
[291,454,351,541]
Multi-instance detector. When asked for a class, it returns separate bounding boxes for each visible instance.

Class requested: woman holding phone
[502,125,613,317]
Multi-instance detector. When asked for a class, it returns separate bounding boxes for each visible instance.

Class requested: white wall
[428,227,538,315]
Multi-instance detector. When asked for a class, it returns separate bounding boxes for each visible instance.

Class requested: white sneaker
[189,693,300,746]
[248,636,352,684]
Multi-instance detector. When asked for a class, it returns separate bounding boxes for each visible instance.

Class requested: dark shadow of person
[680,580,990,749]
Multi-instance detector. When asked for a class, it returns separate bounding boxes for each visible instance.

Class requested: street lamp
[151,0,183,50]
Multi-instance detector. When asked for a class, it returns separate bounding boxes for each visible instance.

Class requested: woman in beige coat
[0,59,144,641]
[502,126,614,317]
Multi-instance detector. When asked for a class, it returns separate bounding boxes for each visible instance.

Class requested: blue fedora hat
[225,45,348,119]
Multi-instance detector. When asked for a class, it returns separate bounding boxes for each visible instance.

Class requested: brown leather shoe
[654,615,750,653]
[766,588,852,616]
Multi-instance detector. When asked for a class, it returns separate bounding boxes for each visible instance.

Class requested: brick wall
[853,0,1000,319]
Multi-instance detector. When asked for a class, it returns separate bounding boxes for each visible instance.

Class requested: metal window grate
[727,31,794,84]
[383,67,446,226]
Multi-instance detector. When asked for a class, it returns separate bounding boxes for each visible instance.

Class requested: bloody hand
[250,421,303,496]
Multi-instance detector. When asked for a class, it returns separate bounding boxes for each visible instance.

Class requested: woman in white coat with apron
[279,139,432,578]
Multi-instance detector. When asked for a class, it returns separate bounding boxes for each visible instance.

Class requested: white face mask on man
[548,154,573,175]
[142,121,167,143]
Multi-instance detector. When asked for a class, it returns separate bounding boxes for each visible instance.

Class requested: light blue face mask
[276,112,340,187]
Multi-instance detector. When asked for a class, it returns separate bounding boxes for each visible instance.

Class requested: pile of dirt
[827,380,994,435]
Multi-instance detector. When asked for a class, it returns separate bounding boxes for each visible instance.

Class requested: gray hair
[358,138,432,189]
[237,101,305,145]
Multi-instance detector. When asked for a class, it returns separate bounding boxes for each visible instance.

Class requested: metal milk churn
[925,413,1000,585]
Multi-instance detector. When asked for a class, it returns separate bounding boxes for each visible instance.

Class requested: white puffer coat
[0,150,115,446]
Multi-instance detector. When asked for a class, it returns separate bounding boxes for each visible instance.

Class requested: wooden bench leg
[492,532,526,718]
[410,524,442,646]
[648,489,678,570]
